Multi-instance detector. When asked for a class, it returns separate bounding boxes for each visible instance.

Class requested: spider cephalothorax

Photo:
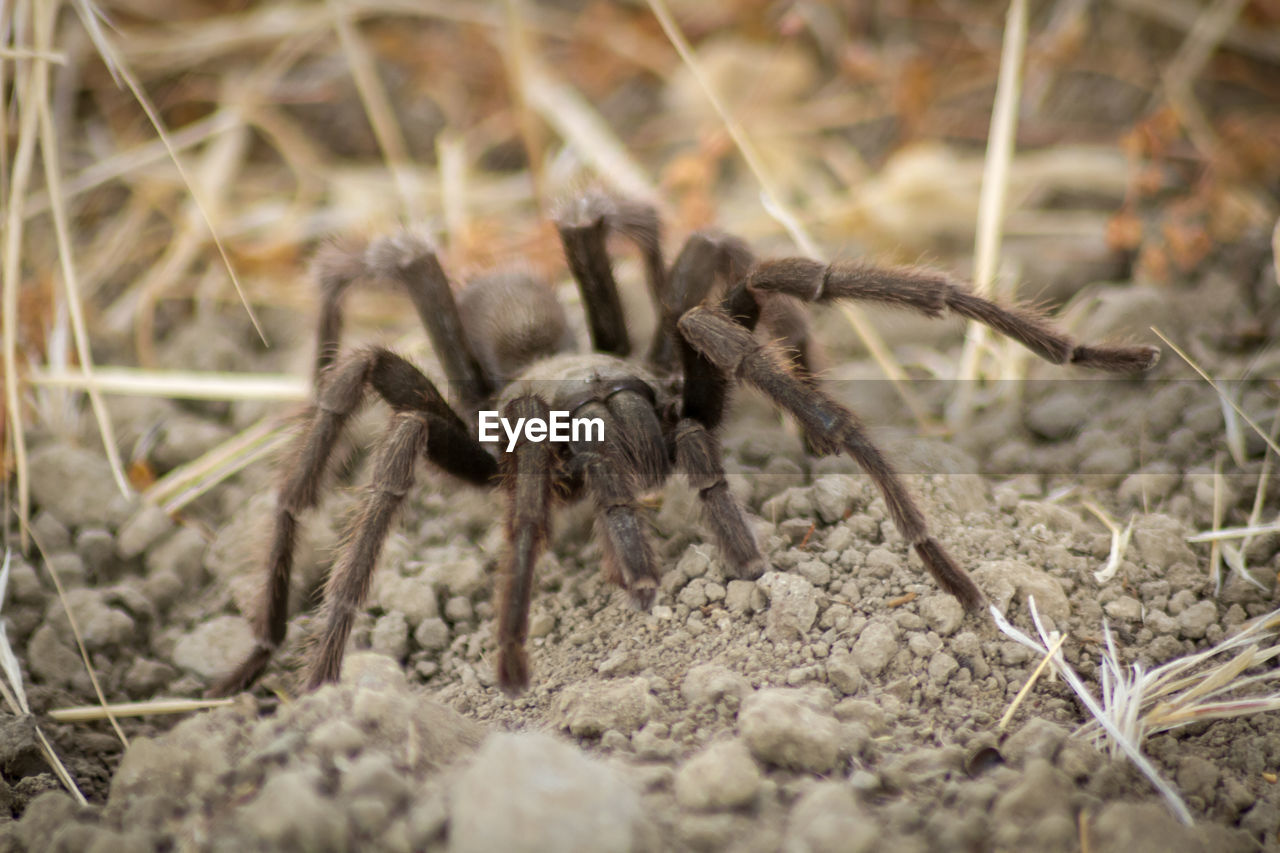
[210,191,1158,697]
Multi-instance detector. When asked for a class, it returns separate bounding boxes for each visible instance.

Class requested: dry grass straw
[999,595,1280,827]
[326,0,422,222]
[1152,328,1280,593]
[998,630,1066,731]
[68,2,264,343]
[48,697,234,724]
[28,367,308,402]
[147,418,295,515]
[644,0,933,430]
[1188,411,1280,594]
[0,550,87,805]
[992,598,1194,825]
[519,55,655,202]
[1081,500,1134,585]
[1116,0,1280,63]
[948,0,1029,427]
[1151,328,1280,459]
[20,522,129,748]
[1149,0,1248,160]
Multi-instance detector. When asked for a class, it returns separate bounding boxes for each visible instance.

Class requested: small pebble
[674,740,760,811]
[739,688,841,773]
[553,678,655,737]
[851,618,897,676]
[450,733,646,853]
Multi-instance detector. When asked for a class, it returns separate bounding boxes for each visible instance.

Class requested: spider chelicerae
[209,191,1159,697]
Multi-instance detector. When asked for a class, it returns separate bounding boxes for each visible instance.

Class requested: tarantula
[209,192,1159,697]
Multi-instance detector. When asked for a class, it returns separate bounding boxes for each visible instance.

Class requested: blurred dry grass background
[3,0,1279,540]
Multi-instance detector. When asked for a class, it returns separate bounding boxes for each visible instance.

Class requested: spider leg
[650,230,754,371]
[677,306,984,609]
[207,353,374,697]
[671,418,766,580]
[568,400,661,607]
[313,232,495,403]
[495,395,555,694]
[210,347,497,696]
[305,408,429,689]
[746,259,1160,372]
[555,194,635,356]
[665,235,816,430]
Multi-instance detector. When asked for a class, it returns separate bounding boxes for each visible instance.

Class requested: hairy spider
[209,192,1159,697]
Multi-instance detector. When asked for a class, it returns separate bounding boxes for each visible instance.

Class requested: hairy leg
[312,232,494,402]
[305,410,428,688]
[678,306,984,609]
[495,395,555,694]
[209,347,497,696]
[746,258,1159,372]
[670,418,766,580]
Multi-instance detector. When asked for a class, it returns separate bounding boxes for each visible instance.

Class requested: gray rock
[7,558,45,604]
[825,654,863,695]
[370,611,410,661]
[1144,609,1178,637]
[784,781,878,853]
[834,699,888,734]
[811,475,856,524]
[918,594,964,636]
[795,559,831,588]
[677,578,709,609]
[1175,755,1220,803]
[30,510,71,552]
[1025,390,1087,441]
[1091,801,1204,853]
[1117,462,1180,504]
[926,652,959,684]
[681,664,751,707]
[1132,515,1197,571]
[117,505,174,560]
[171,614,255,679]
[450,732,647,853]
[675,545,714,581]
[444,595,473,623]
[26,624,90,691]
[880,746,965,790]
[1104,596,1143,622]
[28,444,133,529]
[414,618,450,651]
[13,792,91,852]
[972,560,1071,626]
[739,688,841,773]
[342,751,410,804]
[1177,600,1217,639]
[674,739,760,811]
[154,414,233,469]
[421,552,485,598]
[74,528,116,577]
[992,758,1073,826]
[48,588,134,649]
[144,527,207,587]
[373,572,439,625]
[758,572,819,642]
[725,579,764,614]
[850,618,897,676]
[46,551,88,588]
[553,677,656,737]
[1003,719,1068,767]
[123,658,176,697]
[235,768,348,852]
[632,725,679,761]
